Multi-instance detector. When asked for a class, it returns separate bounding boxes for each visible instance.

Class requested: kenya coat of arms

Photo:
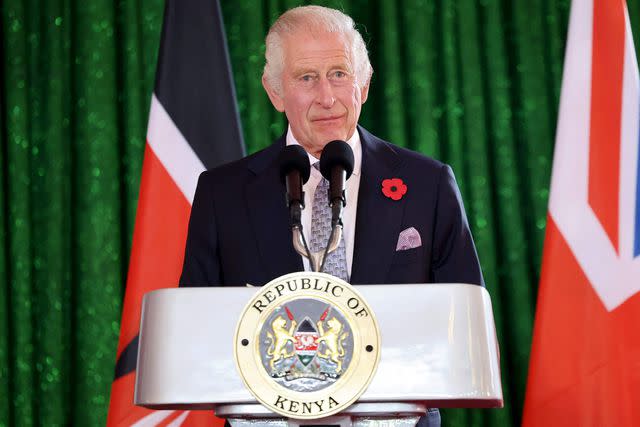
[234,272,380,419]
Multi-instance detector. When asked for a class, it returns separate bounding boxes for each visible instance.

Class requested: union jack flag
[523,0,640,425]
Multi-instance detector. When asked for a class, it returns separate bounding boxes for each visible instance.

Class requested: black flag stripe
[154,0,245,169]
[114,335,138,379]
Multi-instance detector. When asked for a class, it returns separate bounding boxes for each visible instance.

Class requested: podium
[135,283,503,426]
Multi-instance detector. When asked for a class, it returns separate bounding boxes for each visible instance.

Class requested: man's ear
[360,75,371,104]
[262,74,285,112]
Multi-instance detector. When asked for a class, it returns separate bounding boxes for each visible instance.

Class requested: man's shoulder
[359,126,447,176]
[199,136,283,183]
[392,142,445,170]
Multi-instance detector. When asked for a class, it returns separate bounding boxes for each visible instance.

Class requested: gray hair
[263,6,373,94]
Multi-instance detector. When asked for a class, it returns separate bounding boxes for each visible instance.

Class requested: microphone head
[278,145,311,184]
[319,140,354,180]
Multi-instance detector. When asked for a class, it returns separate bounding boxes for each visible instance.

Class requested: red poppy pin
[381,178,407,201]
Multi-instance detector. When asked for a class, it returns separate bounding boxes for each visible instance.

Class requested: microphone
[278,145,311,226]
[279,145,315,269]
[319,140,354,226]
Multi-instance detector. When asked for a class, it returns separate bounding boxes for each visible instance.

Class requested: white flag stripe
[130,410,174,427]
[549,0,593,233]
[166,411,190,427]
[147,94,206,204]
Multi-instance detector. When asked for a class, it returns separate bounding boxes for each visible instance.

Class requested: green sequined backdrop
[1,0,639,426]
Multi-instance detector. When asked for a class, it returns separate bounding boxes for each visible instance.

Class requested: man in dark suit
[180,5,483,427]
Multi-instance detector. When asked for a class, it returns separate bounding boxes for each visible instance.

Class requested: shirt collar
[285,125,361,177]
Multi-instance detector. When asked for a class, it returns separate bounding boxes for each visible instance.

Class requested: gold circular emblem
[233,271,381,419]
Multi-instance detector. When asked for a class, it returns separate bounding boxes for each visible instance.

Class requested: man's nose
[315,78,335,108]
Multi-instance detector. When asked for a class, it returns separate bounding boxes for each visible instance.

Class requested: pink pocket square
[396,227,422,251]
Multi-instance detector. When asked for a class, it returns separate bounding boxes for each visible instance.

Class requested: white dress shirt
[285,126,362,275]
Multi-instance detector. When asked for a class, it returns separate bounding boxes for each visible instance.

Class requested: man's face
[263,30,370,158]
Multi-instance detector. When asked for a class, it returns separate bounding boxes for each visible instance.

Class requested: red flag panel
[523,218,640,426]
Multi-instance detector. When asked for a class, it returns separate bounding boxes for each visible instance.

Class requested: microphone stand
[318,187,345,272]
[287,193,316,269]
[318,166,347,272]
[292,224,343,273]
[290,185,346,273]
[291,195,346,272]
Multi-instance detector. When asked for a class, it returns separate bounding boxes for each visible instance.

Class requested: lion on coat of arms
[316,317,349,373]
[265,316,297,370]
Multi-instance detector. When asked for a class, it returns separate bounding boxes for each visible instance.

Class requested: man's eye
[301,75,314,82]
[334,71,346,78]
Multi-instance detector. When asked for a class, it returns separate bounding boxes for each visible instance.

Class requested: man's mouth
[312,115,344,123]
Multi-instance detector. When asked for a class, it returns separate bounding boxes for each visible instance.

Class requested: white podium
[135,283,503,426]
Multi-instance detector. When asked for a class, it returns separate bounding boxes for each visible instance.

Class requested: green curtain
[1,0,639,425]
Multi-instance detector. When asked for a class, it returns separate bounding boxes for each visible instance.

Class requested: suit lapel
[246,136,304,281]
[350,127,406,284]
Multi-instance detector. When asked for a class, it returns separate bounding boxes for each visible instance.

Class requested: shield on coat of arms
[293,317,318,366]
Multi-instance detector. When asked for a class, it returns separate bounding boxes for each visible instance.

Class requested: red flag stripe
[588,0,625,253]
[107,372,161,426]
[114,143,191,358]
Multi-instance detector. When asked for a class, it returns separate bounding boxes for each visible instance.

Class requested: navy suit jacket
[179,126,483,287]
